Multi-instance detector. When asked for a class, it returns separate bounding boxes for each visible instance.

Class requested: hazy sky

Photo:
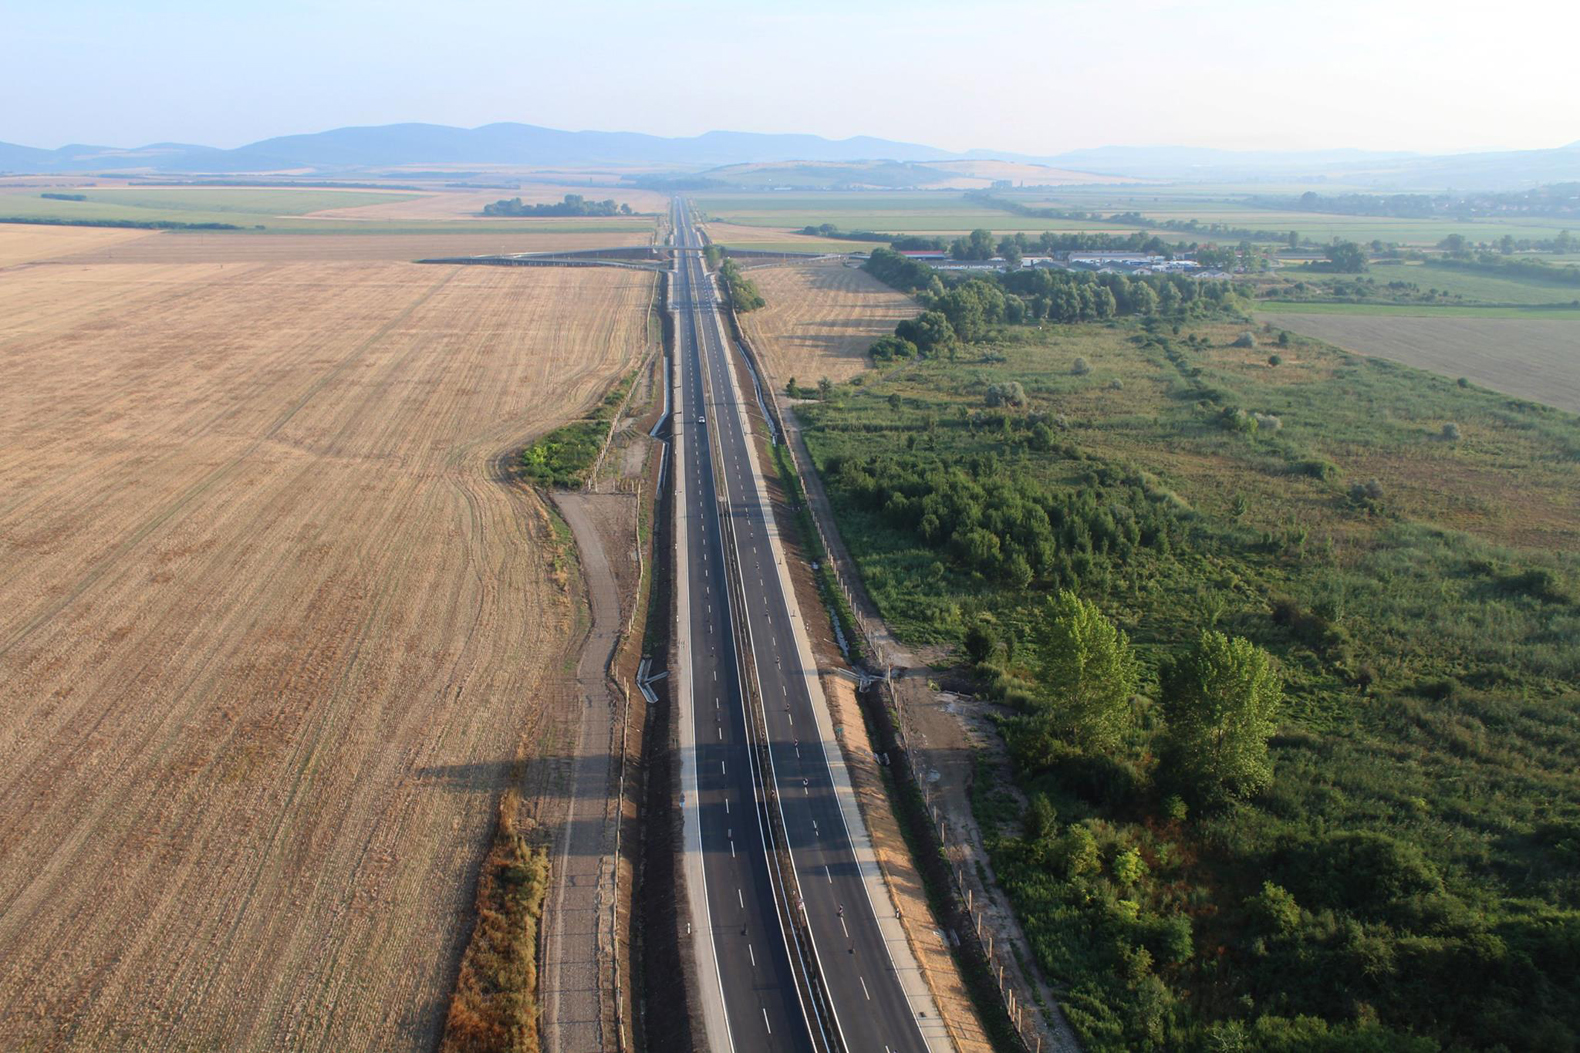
[6,0,1577,155]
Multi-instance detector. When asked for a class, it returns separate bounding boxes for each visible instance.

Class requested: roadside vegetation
[717,257,765,312]
[794,289,1580,1050]
[440,790,551,1053]
[519,366,639,487]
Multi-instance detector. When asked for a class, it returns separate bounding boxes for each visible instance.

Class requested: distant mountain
[0,122,961,174]
[1027,143,1580,190]
[1033,145,1419,179]
[1,123,1576,190]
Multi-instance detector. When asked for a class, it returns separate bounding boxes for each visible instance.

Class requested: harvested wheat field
[0,224,154,268]
[1263,312,1580,415]
[738,260,917,382]
[0,258,655,1051]
[48,228,653,265]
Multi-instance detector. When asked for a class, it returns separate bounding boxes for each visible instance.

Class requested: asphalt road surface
[672,201,932,1053]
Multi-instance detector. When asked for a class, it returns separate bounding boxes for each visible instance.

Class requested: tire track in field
[0,267,460,660]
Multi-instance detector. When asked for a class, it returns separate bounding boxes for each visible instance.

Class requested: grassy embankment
[440,790,551,1053]
[795,313,1580,1051]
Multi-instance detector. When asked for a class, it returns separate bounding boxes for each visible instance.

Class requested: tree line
[862,246,1244,360]
[481,193,633,217]
[716,258,764,312]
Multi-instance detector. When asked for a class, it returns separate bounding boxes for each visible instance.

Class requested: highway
[671,199,937,1053]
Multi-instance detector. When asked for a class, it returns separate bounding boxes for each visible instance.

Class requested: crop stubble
[0,258,654,1050]
[737,260,916,382]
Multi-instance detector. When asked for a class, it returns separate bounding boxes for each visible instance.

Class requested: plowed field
[0,259,655,1051]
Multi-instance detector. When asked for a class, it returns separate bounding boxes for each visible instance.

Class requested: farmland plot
[0,259,654,1051]
[737,260,916,383]
[1263,311,1580,414]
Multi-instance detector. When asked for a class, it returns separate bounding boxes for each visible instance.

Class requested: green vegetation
[40,192,86,201]
[439,790,550,1053]
[864,246,1244,332]
[482,193,634,217]
[518,368,638,488]
[717,258,765,312]
[797,312,1580,1051]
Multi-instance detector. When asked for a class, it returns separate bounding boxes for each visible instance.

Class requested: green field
[0,187,658,236]
[697,186,1579,248]
[695,191,1149,238]
[793,311,1580,1052]
[1276,260,1580,305]
[1257,299,1580,318]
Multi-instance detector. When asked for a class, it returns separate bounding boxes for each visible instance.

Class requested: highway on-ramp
[671,200,942,1053]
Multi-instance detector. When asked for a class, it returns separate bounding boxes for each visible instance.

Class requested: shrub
[869,335,918,362]
[1072,357,1092,375]
[1441,422,1461,441]
[1252,412,1283,433]
[1268,353,1283,366]
[1107,378,1124,390]
[985,381,1027,408]
[1232,331,1258,348]
[964,623,997,664]
[1350,478,1385,504]
[1457,376,1471,388]
[1299,458,1340,481]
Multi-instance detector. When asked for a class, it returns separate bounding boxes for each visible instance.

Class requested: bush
[1233,331,1258,348]
[1072,357,1092,375]
[1350,478,1385,504]
[985,381,1027,407]
[1457,376,1471,388]
[869,335,918,362]
[1441,422,1461,441]
[1252,412,1283,432]
[964,623,997,664]
[1268,353,1283,366]
[1299,458,1340,481]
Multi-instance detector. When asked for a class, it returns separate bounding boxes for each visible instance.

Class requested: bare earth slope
[738,260,916,382]
[0,259,654,1051]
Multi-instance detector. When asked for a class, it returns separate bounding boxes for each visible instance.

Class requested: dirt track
[0,258,654,1050]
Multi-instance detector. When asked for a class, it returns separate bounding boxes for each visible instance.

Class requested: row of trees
[864,248,1243,355]
[716,258,765,312]
[481,193,633,217]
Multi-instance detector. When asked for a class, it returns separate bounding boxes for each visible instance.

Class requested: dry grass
[0,223,154,267]
[1263,312,1580,415]
[439,790,550,1053]
[0,258,655,1051]
[737,260,917,383]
